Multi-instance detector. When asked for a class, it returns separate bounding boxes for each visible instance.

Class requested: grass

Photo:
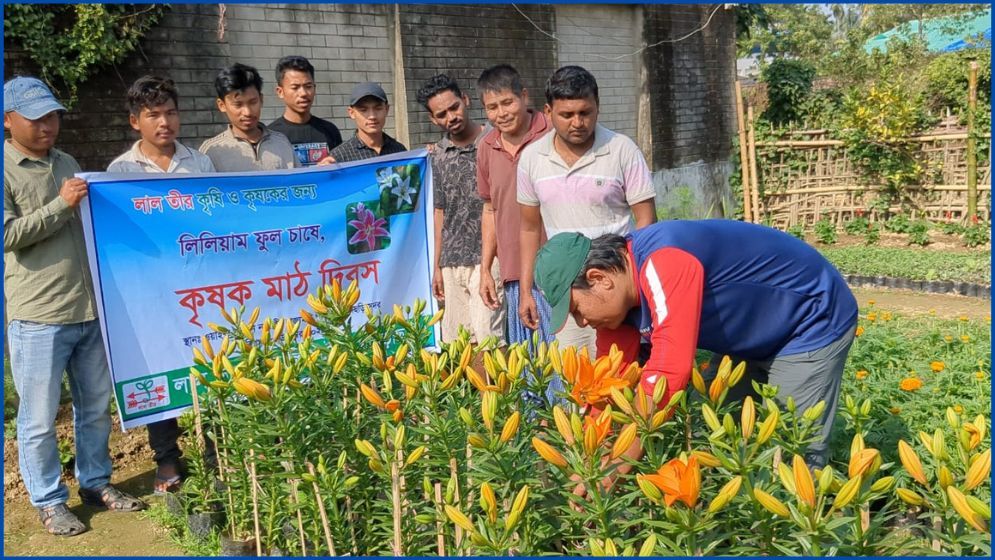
[143,501,222,556]
[820,245,991,285]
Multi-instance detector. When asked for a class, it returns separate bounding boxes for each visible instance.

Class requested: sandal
[78,485,148,512]
[153,462,185,496]
[38,503,87,536]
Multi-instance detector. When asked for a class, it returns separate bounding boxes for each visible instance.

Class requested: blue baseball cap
[4,77,66,120]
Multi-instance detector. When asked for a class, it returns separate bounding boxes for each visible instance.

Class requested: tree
[829,4,863,41]
[4,4,166,106]
[860,4,989,43]
[737,5,834,62]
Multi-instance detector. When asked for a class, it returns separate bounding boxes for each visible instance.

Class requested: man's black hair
[572,234,627,289]
[214,63,263,99]
[545,65,599,106]
[276,55,315,84]
[477,64,524,96]
[415,74,462,110]
[126,75,178,116]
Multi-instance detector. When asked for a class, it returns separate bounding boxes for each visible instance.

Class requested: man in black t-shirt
[269,55,342,166]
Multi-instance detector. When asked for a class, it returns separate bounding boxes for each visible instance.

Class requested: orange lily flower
[644,455,701,508]
[562,345,639,409]
[582,411,612,456]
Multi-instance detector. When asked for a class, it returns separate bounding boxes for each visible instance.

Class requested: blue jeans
[8,319,113,508]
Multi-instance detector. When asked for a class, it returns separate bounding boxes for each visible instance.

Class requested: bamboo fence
[747,122,992,229]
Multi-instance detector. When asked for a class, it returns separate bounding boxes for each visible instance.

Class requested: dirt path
[3,411,183,556]
[852,286,991,321]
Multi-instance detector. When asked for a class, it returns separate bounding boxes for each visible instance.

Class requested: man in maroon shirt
[475,65,562,404]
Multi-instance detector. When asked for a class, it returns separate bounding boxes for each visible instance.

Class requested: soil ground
[3,408,182,556]
[2,286,988,556]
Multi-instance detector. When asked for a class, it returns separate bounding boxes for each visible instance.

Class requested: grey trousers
[703,323,856,468]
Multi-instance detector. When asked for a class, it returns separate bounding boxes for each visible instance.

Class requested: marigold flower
[944,335,954,343]
[867,312,877,322]
[959,314,969,322]
[644,456,700,508]
[930,361,945,373]
[899,378,923,392]
[867,299,875,306]
[855,326,864,337]
[976,371,986,380]
[855,370,868,380]
[890,406,902,415]
[954,404,964,414]
[961,335,971,343]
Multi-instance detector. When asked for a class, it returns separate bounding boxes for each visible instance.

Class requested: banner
[79,150,437,429]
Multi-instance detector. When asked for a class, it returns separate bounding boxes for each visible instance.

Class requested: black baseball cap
[349,82,388,106]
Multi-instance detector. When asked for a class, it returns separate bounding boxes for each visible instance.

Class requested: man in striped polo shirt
[518,66,656,356]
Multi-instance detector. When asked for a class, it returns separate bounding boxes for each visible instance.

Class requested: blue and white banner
[79,150,436,429]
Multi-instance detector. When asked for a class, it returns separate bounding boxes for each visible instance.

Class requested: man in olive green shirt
[4,76,146,537]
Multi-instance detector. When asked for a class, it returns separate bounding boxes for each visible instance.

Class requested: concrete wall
[643,5,739,216]
[4,4,399,171]
[397,4,557,148]
[553,5,642,140]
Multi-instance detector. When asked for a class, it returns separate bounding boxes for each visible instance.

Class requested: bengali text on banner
[79,150,437,429]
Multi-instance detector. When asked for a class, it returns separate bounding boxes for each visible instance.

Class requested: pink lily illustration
[348,202,389,251]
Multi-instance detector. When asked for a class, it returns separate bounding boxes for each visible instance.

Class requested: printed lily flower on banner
[376,167,401,191]
[376,163,422,215]
[347,202,390,253]
[391,175,415,210]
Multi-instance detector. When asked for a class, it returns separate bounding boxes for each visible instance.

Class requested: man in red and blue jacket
[534,220,858,467]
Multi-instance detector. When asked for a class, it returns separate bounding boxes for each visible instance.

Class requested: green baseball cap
[534,232,592,333]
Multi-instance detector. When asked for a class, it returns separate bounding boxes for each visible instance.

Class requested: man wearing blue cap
[533,220,858,467]
[4,76,146,536]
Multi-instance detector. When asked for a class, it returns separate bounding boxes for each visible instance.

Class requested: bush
[814,216,838,244]
[907,220,931,246]
[864,223,881,245]
[925,48,992,130]
[761,59,816,125]
[838,84,931,195]
[962,218,990,248]
[844,215,870,235]
[884,214,913,234]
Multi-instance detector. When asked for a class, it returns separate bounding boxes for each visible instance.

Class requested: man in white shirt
[518,66,656,355]
[107,75,213,497]
[108,76,215,174]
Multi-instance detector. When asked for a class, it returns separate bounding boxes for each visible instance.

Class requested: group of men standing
[3,55,417,536]
[5,50,860,539]
[4,54,656,536]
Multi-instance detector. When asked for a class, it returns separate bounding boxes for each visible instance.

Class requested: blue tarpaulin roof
[864,8,991,53]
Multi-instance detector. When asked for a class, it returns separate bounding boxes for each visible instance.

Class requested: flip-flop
[153,473,183,496]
